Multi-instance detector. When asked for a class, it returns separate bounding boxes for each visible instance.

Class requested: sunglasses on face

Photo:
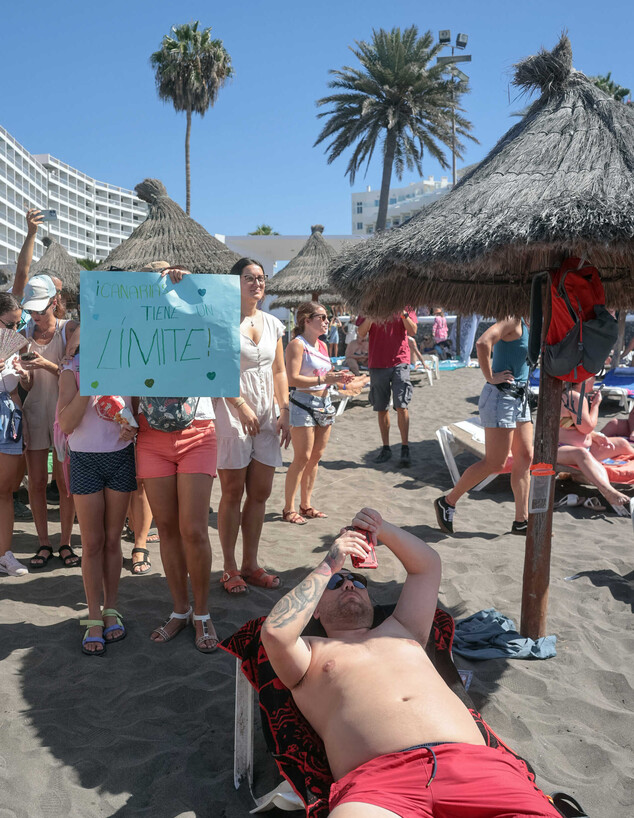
[242,274,267,286]
[310,313,329,321]
[0,317,20,330]
[326,572,368,591]
[26,301,53,316]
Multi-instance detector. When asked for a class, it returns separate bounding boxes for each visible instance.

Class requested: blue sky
[2,0,632,238]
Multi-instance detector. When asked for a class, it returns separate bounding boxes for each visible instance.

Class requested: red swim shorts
[136,417,217,479]
[329,742,560,817]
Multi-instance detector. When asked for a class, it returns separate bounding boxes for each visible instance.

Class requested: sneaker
[46,481,60,505]
[374,445,392,463]
[0,551,28,576]
[13,498,33,521]
[399,445,411,467]
[434,496,455,535]
[511,520,528,535]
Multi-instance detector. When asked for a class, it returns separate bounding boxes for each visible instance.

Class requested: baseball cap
[21,275,57,311]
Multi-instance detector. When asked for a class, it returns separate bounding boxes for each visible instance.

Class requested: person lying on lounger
[261,509,560,817]
[558,377,631,511]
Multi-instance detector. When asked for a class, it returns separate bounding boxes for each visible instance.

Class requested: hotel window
[356,222,363,230]
[356,202,363,214]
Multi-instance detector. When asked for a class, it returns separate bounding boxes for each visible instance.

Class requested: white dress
[214,311,285,470]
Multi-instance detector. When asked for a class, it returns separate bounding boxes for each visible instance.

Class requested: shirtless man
[261,508,559,817]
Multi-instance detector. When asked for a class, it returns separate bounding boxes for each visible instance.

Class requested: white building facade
[351,176,451,235]
[0,124,147,268]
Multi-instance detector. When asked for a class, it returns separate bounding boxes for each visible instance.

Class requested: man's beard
[328,594,374,629]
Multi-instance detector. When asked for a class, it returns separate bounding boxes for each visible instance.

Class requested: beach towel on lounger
[219,608,538,818]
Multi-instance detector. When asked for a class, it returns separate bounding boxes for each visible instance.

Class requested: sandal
[243,567,281,589]
[299,505,328,519]
[131,547,152,575]
[550,792,589,817]
[150,606,192,644]
[59,544,81,567]
[282,509,307,525]
[221,570,248,595]
[145,530,160,544]
[29,544,54,570]
[102,608,126,643]
[80,618,105,657]
[193,613,219,654]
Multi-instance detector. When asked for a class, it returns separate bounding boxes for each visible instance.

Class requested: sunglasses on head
[326,572,368,591]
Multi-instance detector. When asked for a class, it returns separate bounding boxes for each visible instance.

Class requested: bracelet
[234,397,246,408]
[281,406,289,413]
[317,374,321,386]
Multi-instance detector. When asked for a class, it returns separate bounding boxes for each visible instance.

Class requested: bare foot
[600,487,629,506]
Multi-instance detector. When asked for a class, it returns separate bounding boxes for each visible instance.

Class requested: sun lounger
[436,417,512,490]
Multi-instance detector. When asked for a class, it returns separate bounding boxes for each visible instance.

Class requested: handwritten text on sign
[79,271,240,397]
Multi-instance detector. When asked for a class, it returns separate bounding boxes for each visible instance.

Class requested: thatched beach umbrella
[268,292,345,311]
[331,35,634,639]
[96,179,241,274]
[330,36,634,318]
[31,237,82,306]
[266,225,338,301]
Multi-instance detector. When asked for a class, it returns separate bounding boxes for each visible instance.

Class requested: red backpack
[528,257,618,382]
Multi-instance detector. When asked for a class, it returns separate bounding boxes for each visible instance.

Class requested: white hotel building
[0,124,147,268]
[351,176,451,235]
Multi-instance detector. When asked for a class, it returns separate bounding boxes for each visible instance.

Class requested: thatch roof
[266,225,338,297]
[96,179,241,274]
[329,36,634,318]
[30,237,82,297]
[268,291,345,310]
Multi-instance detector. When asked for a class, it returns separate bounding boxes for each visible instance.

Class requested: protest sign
[79,271,240,397]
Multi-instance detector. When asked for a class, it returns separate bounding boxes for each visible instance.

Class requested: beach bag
[139,396,199,432]
[528,258,618,381]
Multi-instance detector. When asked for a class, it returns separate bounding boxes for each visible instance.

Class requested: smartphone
[38,209,57,222]
[345,526,378,569]
[20,352,36,361]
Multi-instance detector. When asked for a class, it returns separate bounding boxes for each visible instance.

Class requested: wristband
[234,397,246,408]
[317,374,321,386]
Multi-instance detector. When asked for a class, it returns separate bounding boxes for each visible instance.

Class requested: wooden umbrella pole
[521,281,562,638]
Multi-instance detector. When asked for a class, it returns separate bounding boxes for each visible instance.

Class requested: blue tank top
[491,321,529,381]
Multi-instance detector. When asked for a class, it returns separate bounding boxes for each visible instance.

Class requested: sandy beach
[2,366,633,817]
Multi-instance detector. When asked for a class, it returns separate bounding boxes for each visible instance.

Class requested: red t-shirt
[356,312,417,368]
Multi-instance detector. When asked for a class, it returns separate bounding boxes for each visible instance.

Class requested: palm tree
[248,224,279,235]
[150,21,233,215]
[590,72,630,102]
[315,26,475,232]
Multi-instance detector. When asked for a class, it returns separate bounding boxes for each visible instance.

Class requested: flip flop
[102,608,126,643]
[299,506,328,519]
[243,567,281,589]
[582,496,606,511]
[29,544,54,569]
[550,791,589,817]
[221,570,248,595]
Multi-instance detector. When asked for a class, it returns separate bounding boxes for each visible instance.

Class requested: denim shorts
[478,382,532,429]
[369,364,413,412]
[0,393,23,455]
[289,391,334,428]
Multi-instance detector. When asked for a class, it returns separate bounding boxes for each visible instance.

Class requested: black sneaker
[434,496,455,535]
[399,445,411,467]
[374,445,392,463]
[511,520,528,535]
[46,481,60,505]
[13,498,33,521]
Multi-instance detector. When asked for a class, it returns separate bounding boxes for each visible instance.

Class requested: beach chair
[221,609,541,817]
[600,367,634,412]
[436,417,512,490]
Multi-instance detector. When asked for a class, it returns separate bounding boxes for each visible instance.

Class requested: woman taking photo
[282,302,354,525]
[214,258,290,595]
[434,317,533,536]
[57,330,137,655]
[20,275,79,569]
[0,293,30,577]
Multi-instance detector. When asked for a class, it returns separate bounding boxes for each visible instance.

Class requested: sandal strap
[168,606,193,621]
[131,548,150,557]
[193,613,211,622]
[36,544,54,554]
[102,608,122,619]
[80,619,104,627]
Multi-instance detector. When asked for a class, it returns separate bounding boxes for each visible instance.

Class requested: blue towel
[453,608,557,660]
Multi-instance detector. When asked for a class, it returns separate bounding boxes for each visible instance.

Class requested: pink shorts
[136,417,217,479]
[329,742,559,817]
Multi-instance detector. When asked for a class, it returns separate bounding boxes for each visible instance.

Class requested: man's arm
[13,210,43,301]
[261,528,372,689]
[401,310,417,337]
[352,508,441,645]
[356,317,373,340]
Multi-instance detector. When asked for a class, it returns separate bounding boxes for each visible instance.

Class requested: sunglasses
[242,274,267,286]
[326,572,368,591]
[310,313,329,321]
[26,302,53,316]
[0,317,20,330]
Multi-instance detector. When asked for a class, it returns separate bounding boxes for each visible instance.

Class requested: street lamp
[437,31,472,187]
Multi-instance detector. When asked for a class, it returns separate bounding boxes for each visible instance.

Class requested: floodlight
[451,68,469,83]
[456,33,468,49]
[438,30,451,45]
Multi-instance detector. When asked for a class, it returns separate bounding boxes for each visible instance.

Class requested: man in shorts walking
[357,310,417,466]
[261,509,561,817]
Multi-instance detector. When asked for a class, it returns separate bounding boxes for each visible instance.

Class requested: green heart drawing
[91,380,99,388]
[206,372,216,380]
[144,378,155,388]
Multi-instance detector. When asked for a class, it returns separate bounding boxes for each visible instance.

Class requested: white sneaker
[0,550,28,576]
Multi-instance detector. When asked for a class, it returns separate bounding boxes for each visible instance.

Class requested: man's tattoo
[323,550,339,571]
[267,574,327,629]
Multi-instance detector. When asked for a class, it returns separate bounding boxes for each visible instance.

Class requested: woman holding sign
[214,258,291,595]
